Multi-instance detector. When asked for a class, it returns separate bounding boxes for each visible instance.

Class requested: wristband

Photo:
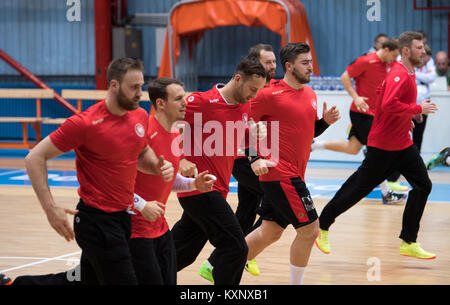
[248,155,261,164]
[133,193,147,212]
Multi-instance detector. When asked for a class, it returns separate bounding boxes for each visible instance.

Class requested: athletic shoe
[0,273,12,285]
[198,261,214,283]
[245,259,260,276]
[426,147,450,170]
[315,228,331,254]
[387,181,410,192]
[382,191,407,205]
[399,241,436,260]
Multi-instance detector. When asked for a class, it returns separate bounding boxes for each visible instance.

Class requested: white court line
[0,256,79,262]
[0,169,26,177]
[0,251,81,273]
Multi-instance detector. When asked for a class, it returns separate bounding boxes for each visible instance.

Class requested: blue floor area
[1,167,449,203]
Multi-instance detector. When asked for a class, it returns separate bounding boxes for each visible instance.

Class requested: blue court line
[1,169,448,203]
[307,160,450,172]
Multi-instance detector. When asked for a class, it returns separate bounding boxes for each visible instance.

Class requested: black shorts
[348,110,374,145]
[258,177,318,229]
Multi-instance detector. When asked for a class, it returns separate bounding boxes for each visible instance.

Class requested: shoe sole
[198,272,214,283]
[245,267,260,276]
[314,240,330,254]
[400,253,436,260]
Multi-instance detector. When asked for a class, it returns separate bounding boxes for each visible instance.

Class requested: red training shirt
[367,61,422,151]
[49,100,149,213]
[131,115,182,239]
[178,84,250,199]
[347,52,390,116]
[250,79,319,182]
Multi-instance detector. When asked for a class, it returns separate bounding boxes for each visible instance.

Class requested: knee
[298,221,319,241]
[415,177,432,196]
[348,147,360,155]
[264,228,283,244]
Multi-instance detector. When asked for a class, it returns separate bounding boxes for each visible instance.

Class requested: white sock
[379,180,390,196]
[311,140,325,151]
[289,264,306,285]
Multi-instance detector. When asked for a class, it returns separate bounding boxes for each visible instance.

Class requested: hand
[413,113,423,123]
[251,158,277,176]
[410,120,415,132]
[249,118,267,140]
[158,155,174,182]
[193,170,215,192]
[354,96,369,113]
[179,158,197,177]
[141,201,165,222]
[420,99,438,115]
[322,101,340,125]
[46,205,78,242]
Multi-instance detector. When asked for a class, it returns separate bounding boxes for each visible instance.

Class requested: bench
[0,89,54,149]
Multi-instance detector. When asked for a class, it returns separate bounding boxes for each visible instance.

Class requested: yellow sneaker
[315,228,331,254]
[387,181,409,192]
[245,259,260,276]
[399,241,436,260]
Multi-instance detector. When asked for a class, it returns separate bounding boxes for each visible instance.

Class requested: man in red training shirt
[244,42,340,285]
[171,55,267,285]
[311,38,407,204]
[129,77,215,284]
[316,31,439,260]
[25,58,174,285]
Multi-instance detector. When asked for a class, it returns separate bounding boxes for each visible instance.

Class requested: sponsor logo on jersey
[150,131,158,139]
[92,118,104,125]
[272,90,284,95]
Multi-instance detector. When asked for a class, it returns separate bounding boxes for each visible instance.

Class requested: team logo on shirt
[310,99,317,110]
[242,113,248,123]
[187,96,195,102]
[135,123,145,138]
[394,76,400,82]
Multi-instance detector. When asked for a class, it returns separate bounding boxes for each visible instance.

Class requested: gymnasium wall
[0,0,448,144]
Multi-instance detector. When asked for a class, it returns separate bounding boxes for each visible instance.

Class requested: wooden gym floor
[0,157,449,285]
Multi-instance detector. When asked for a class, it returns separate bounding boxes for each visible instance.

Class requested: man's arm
[341,70,369,113]
[25,136,78,242]
[137,145,174,182]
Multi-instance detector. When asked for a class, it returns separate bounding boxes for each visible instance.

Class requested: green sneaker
[387,181,409,192]
[198,261,214,283]
[399,241,436,260]
[245,259,260,276]
[426,147,450,170]
[315,228,331,254]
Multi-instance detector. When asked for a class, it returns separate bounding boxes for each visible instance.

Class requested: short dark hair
[147,77,184,110]
[234,55,266,80]
[374,33,388,43]
[424,44,432,56]
[381,38,400,51]
[398,31,423,53]
[280,42,310,72]
[248,43,274,59]
[106,57,144,87]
